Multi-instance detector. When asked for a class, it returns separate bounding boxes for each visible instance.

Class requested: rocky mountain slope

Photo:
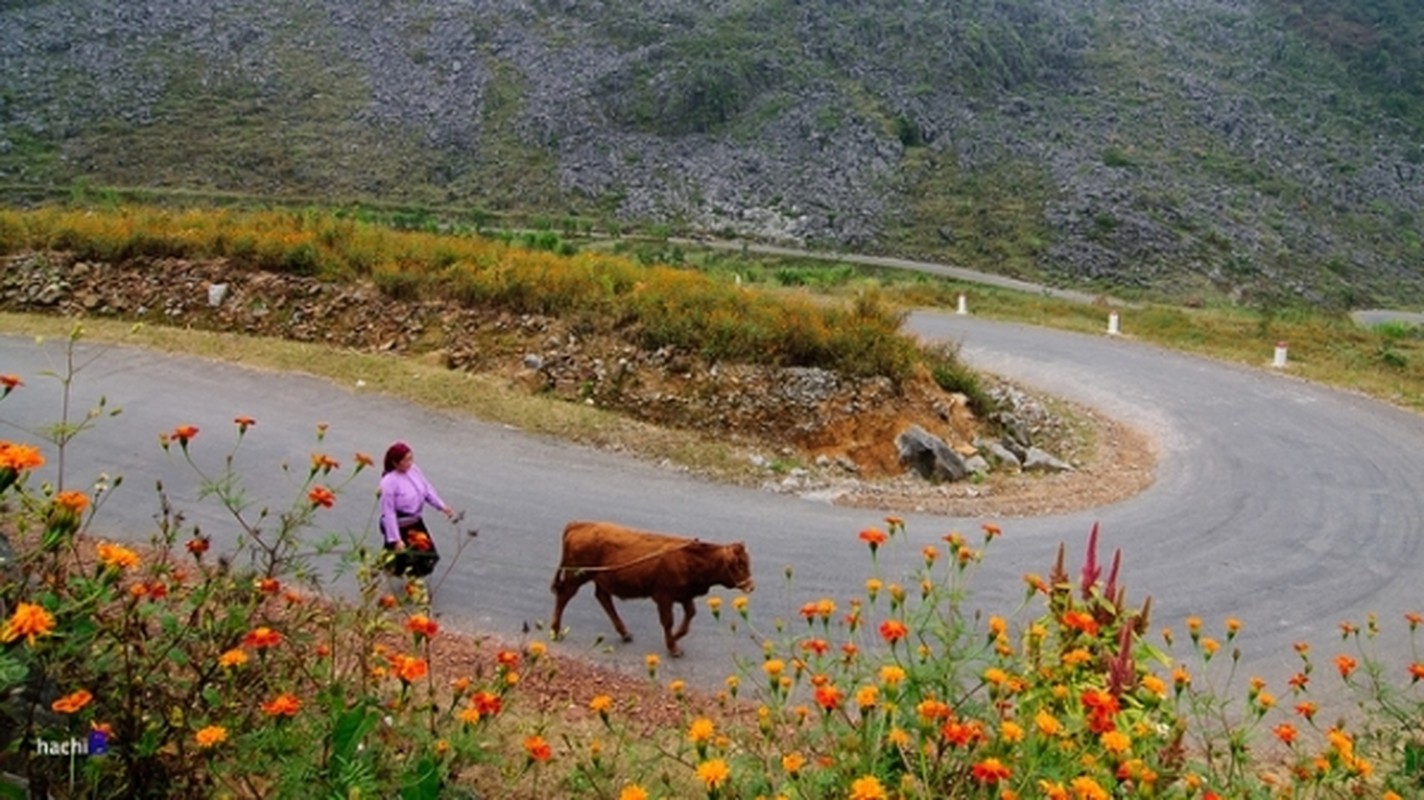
[1,0,1421,308]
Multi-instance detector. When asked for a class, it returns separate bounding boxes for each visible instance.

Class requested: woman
[377,441,455,577]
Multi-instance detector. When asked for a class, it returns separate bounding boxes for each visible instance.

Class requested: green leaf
[329,705,378,766]
[0,653,29,692]
[398,756,441,800]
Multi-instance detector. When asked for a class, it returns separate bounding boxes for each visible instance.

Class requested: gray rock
[1023,446,1073,473]
[896,424,968,483]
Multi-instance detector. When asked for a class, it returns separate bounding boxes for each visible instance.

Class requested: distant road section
[672,238,1111,305]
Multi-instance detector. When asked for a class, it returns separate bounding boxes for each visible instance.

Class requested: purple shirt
[378,464,447,544]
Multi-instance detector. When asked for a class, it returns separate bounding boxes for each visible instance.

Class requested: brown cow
[550,520,754,657]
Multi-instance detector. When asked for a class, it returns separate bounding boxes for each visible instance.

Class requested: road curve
[2,315,1421,702]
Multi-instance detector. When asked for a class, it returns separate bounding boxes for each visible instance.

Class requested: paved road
[2,317,1421,706]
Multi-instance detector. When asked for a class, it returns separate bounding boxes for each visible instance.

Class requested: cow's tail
[550,521,582,594]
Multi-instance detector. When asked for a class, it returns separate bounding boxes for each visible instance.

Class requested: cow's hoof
[669,648,684,658]
[619,633,633,643]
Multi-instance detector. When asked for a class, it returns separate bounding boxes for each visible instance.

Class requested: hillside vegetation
[0,0,1421,309]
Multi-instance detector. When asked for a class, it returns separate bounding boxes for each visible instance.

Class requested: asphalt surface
[2,316,1422,708]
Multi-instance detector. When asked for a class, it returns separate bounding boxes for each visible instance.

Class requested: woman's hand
[442,506,455,520]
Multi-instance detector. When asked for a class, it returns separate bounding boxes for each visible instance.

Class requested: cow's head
[722,542,754,593]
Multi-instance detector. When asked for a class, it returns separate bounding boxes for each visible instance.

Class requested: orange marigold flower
[195,725,228,748]
[307,485,335,508]
[378,594,398,609]
[879,619,909,643]
[310,453,340,473]
[1406,611,1423,631]
[0,441,44,472]
[971,757,1012,784]
[1273,723,1297,745]
[981,521,1002,539]
[1070,776,1109,800]
[395,655,428,683]
[524,735,552,762]
[2,602,56,645]
[617,786,649,800]
[186,536,210,556]
[96,542,139,570]
[1295,701,1317,720]
[54,490,89,514]
[858,527,887,552]
[172,424,199,444]
[589,695,614,716]
[879,665,906,687]
[218,649,248,668]
[813,684,842,711]
[782,752,806,774]
[1101,730,1131,754]
[471,691,502,717]
[696,758,730,789]
[1334,654,1357,679]
[255,578,280,594]
[1289,672,1309,691]
[0,374,23,391]
[51,689,93,714]
[801,638,829,655]
[406,614,439,639]
[848,775,887,800]
[354,451,374,469]
[1062,610,1099,636]
[917,698,952,721]
[242,626,283,649]
[233,416,256,432]
[688,717,715,743]
[496,649,521,669]
[1409,662,1424,682]
[1035,710,1062,736]
[260,693,301,717]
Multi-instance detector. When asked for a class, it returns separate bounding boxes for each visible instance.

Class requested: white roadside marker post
[1107,310,1120,336]
[1272,341,1288,368]
[956,293,968,315]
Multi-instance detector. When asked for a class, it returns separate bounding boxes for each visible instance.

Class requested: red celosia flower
[308,485,335,508]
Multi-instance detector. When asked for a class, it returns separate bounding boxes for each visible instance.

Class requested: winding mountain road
[2,313,1421,705]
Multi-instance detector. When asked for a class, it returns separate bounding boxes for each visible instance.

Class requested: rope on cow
[554,539,698,579]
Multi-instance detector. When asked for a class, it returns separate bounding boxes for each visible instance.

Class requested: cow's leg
[671,598,695,642]
[656,597,683,657]
[550,569,585,640]
[594,585,632,642]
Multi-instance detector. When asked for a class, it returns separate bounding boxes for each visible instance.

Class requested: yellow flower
[617,786,649,800]
[763,659,785,678]
[194,725,228,749]
[887,727,910,747]
[218,648,248,668]
[589,695,614,715]
[695,758,730,789]
[1034,710,1062,737]
[96,542,140,570]
[667,679,685,696]
[688,717,715,743]
[849,775,888,800]
[856,685,879,709]
[732,596,748,614]
[1140,674,1167,698]
[781,752,805,774]
[879,664,906,687]
[53,490,89,514]
[1,602,56,646]
[1101,730,1131,754]
[1070,776,1108,800]
[1000,720,1025,743]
